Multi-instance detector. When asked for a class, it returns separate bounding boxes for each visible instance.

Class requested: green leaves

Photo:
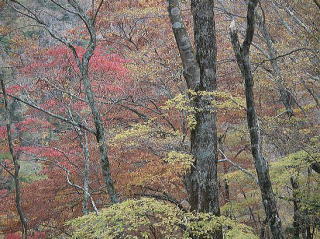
[67,198,258,239]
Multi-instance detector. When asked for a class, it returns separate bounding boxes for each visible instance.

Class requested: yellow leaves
[164,151,193,164]
[0,26,10,35]
[293,103,318,114]
[116,7,163,18]
[183,213,258,239]
[67,198,258,239]
[125,60,160,82]
[162,93,194,112]
[110,120,183,148]
[163,151,194,175]
[163,90,245,112]
[186,114,197,130]
[162,90,245,129]
[110,122,152,146]
[67,198,182,239]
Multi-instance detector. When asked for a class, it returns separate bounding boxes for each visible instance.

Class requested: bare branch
[93,0,104,25]
[0,92,95,134]
[218,149,258,184]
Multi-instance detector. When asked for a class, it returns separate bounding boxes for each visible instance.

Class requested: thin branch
[253,48,318,72]
[0,92,95,134]
[37,157,99,214]
[49,0,79,15]
[93,0,104,25]
[218,148,258,184]
[0,162,14,177]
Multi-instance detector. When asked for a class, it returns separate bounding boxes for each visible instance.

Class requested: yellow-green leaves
[163,151,194,170]
[67,198,258,239]
[162,90,245,129]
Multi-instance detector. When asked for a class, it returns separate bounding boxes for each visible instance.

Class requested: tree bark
[290,176,300,239]
[312,0,320,10]
[1,73,28,239]
[167,0,220,215]
[81,130,90,215]
[229,1,284,238]
[79,20,119,204]
[57,0,119,204]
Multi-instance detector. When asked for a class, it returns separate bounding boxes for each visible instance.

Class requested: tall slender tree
[1,72,28,239]
[229,0,284,238]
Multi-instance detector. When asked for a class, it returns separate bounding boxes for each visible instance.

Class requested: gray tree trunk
[290,176,300,239]
[167,3,222,237]
[229,1,284,238]
[63,1,119,204]
[256,14,294,116]
[81,131,90,214]
[1,73,28,239]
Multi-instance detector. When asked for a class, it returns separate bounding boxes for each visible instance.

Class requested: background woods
[0,0,319,238]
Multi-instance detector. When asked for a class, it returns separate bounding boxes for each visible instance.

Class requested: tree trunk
[167,0,222,237]
[167,0,220,214]
[229,1,284,238]
[188,0,220,215]
[1,73,28,239]
[67,1,119,204]
[8,0,119,204]
[80,130,91,214]
[256,14,294,116]
[290,176,300,239]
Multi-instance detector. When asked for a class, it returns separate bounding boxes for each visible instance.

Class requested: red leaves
[5,233,21,239]
[23,45,129,77]
[5,85,23,95]
[39,99,59,110]
[15,118,52,132]
[0,126,7,138]
[0,189,8,197]
[15,146,64,158]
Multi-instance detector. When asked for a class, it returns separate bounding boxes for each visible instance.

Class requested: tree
[167,0,220,220]
[229,0,284,238]
[0,72,28,239]
[8,0,119,203]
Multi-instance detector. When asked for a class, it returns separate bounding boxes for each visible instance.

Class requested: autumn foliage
[0,0,319,238]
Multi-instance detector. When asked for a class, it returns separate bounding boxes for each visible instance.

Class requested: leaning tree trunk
[1,73,28,239]
[66,1,119,204]
[229,1,284,238]
[256,14,294,116]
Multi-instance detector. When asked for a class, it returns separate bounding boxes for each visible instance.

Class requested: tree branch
[218,149,258,184]
[0,92,95,134]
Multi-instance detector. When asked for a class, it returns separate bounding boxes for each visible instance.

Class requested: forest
[0,0,319,238]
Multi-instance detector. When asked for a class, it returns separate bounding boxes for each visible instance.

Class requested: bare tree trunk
[1,73,28,239]
[229,1,284,238]
[81,131,90,214]
[312,0,320,10]
[256,14,294,116]
[167,0,220,214]
[290,176,300,239]
[167,0,222,237]
[58,1,119,204]
[188,0,220,217]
